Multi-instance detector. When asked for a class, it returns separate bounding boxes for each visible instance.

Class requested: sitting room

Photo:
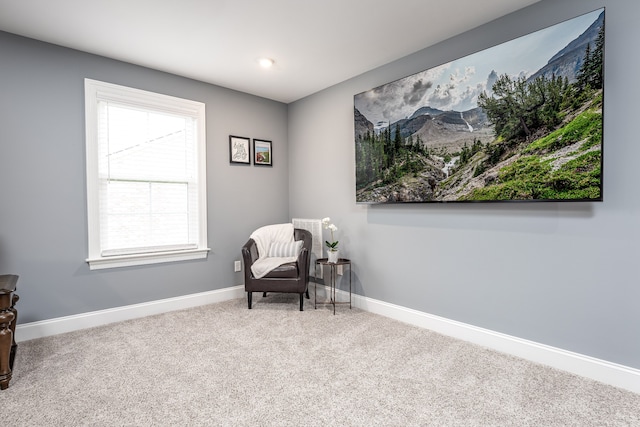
[1,0,639,425]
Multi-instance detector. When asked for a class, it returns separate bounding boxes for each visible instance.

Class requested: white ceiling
[0,0,541,103]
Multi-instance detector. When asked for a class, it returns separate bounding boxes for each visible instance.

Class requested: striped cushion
[268,240,303,258]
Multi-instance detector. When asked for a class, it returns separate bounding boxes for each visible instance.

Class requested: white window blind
[85,79,209,269]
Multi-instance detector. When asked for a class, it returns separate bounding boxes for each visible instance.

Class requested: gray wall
[288,0,640,369]
[0,32,290,323]
[2,0,639,372]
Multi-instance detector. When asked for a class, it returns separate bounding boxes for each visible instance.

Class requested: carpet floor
[2,294,639,426]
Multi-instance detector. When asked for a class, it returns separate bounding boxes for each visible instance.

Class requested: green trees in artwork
[356,19,604,199]
[478,26,603,145]
[467,33,604,201]
[355,122,430,190]
[477,74,571,142]
[576,22,605,91]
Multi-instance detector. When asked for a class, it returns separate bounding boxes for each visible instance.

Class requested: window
[84,79,208,270]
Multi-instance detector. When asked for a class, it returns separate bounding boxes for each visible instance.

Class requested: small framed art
[253,139,272,166]
[229,135,250,164]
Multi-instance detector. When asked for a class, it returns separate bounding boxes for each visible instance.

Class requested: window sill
[86,248,210,270]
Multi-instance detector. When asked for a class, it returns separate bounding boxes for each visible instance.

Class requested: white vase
[328,249,339,263]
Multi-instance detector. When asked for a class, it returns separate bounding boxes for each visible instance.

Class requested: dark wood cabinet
[0,275,18,390]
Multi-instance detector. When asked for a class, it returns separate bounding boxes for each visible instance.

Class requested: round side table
[315,258,351,315]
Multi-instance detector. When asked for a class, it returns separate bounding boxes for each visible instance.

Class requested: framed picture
[253,139,272,166]
[354,8,604,204]
[229,135,250,164]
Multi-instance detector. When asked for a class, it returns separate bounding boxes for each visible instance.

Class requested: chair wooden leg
[263,292,267,297]
[299,293,304,311]
[247,292,252,309]
[305,289,310,299]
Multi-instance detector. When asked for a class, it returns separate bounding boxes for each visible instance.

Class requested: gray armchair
[242,228,311,311]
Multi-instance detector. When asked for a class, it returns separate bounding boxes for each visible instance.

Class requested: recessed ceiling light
[258,58,274,69]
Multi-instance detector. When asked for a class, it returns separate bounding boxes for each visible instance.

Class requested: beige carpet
[2,294,639,426]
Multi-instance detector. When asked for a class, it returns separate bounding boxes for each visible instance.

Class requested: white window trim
[84,79,209,270]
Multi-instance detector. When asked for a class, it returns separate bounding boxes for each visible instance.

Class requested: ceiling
[0,0,541,103]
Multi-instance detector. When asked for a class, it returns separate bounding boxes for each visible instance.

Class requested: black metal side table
[315,258,351,315]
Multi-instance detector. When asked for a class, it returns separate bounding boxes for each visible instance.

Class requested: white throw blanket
[250,223,298,279]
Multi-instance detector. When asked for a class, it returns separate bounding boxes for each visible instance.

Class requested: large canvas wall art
[354,8,604,203]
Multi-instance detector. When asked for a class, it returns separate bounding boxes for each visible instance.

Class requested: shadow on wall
[366,201,595,234]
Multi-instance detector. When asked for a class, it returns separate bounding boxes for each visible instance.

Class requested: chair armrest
[296,247,308,265]
[296,247,309,281]
[241,238,258,275]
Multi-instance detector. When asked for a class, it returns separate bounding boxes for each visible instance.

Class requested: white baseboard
[16,284,640,394]
[349,290,640,395]
[16,285,245,342]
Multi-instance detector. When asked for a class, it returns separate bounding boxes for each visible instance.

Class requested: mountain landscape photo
[354,8,604,203]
